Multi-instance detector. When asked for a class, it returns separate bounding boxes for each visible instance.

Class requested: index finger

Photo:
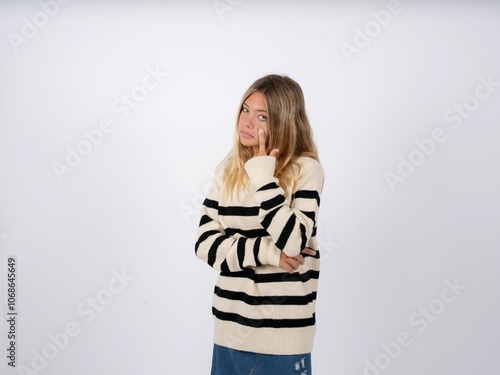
[257,128,266,156]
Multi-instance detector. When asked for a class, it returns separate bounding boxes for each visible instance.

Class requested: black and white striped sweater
[195,155,324,355]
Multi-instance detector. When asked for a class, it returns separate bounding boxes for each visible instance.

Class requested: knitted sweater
[195,155,324,355]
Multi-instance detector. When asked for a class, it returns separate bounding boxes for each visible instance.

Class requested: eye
[241,106,249,113]
[258,115,267,121]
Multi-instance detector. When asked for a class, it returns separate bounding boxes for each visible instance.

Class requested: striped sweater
[195,155,324,355]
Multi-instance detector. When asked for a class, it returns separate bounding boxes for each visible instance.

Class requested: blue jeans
[211,344,312,375]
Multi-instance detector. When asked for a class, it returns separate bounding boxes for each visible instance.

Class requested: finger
[301,248,317,257]
[280,253,294,273]
[290,256,304,268]
[258,128,266,156]
[269,148,279,157]
[294,255,305,265]
[288,260,299,271]
[284,262,295,273]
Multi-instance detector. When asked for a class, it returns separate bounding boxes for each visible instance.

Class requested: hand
[254,128,279,157]
[279,247,317,274]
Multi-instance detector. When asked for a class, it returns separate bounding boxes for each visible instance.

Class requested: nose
[241,113,254,128]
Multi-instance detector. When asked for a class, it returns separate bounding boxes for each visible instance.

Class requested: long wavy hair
[223,74,319,196]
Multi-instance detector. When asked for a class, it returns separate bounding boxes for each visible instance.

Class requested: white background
[1,1,499,374]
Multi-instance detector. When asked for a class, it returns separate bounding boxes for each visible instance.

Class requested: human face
[238,92,269,153]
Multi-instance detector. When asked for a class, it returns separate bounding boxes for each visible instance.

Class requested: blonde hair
[223,74,319,196]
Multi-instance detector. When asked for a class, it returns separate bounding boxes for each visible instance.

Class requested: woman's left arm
[245,156,324,258]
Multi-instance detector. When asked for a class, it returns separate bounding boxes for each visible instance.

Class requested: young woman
[195,74,324,374]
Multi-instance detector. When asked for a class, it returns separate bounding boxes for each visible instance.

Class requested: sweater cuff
[265,246,281,268]
[244,156,276,189]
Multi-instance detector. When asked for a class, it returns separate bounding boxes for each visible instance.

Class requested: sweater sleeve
[244,156,324,258]
[194,162,282,272]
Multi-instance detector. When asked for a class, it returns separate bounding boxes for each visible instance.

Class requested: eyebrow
[242,102,267,113]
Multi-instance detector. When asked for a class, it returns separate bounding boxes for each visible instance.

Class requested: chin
[239,140,257,148]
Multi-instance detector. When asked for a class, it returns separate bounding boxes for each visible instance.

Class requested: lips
[240,131,253,139]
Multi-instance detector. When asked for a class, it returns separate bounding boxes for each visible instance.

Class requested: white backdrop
[1,1,499,374]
